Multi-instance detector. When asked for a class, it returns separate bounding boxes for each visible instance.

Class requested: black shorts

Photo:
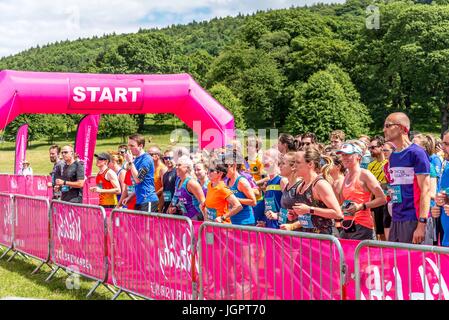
[340,223,375,240]
[373,205,385,235]
[135,201,159,213]
[388,220,417,243]
[383,204,392,229]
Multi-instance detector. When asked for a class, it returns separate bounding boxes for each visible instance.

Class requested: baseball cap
[94,153,111,162]
[336,143,363,156]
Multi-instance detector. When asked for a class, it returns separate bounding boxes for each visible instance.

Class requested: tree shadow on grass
[0,251,117,300]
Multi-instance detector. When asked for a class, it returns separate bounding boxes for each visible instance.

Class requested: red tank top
[341,175,373,229]
[96,168,118,206]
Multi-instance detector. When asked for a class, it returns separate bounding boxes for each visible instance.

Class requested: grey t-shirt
[56,161,85,203]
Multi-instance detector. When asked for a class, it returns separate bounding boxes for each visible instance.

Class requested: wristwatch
[220,216,226,223]
[310,207,315,215]
[418,217,427,224]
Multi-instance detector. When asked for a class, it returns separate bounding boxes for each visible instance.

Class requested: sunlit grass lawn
[0,250,129,300]
[0,121,186,175]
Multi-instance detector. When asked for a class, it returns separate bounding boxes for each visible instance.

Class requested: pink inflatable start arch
[0,70,235,149]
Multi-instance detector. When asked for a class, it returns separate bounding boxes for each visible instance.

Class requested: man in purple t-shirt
[383,112,430,244]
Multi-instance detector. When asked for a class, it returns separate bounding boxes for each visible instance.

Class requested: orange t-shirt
[154,162,166,192]
[342,178,373,229]
[204,181,232,223]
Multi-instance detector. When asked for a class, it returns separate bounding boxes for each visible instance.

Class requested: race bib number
[163,191,172,202]
[298,214,314,229]
[390,185,402,204]
[178,201,187,214]
[278,208,288,225]
[265,197,277,212]
[206,207,217,221]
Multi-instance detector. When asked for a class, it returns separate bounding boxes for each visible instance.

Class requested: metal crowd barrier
[0,193,14,259]
[198,222,348,300]
[11,195,51,273]
[354,240,449,300]
[47,200,109,298]
[110,209,197,300]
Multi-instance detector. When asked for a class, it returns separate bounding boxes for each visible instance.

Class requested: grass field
[0,121,189,175]
[0,250,129,300]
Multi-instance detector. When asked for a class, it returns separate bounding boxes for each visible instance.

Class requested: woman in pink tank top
[337,142,387,240]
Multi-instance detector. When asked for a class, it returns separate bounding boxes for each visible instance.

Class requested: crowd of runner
[47,112,449,246]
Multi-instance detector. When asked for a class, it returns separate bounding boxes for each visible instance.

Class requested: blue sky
[0,0,346,58]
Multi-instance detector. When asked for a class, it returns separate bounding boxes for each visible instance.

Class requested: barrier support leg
[31,261,47,275]
[6,251,18,262]
[45,266,60,282]
[103,284,117,295]
[86,281,101,298]
[126,292,139,301]
[0,248,12,259]
[111,289,122,300]
[17,252,29,260]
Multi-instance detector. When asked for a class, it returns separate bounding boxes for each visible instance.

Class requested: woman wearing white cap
[337,142,387,240]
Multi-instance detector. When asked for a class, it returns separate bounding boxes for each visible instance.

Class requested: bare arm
[187,179,206,206]
[413,174,430,244]
[223,194,243,219]
[312,180,343,220]
[238,178,257,207]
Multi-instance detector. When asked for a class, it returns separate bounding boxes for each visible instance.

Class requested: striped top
[367,159,388,184]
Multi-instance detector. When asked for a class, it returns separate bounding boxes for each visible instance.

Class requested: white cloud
[0,0,345,58]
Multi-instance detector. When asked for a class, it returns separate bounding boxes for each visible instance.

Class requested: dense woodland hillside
[1,0,448,142]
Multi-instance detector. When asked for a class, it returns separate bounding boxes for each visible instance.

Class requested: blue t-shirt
[263,175,283,229]
[389,143,430,222]
[133,152,158,205]
[430,154,443,181]
[228,176,255,226]
[438,161,449,246]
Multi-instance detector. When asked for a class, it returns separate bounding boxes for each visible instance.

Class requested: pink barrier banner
[199,224,344,300]
[26,175,52,198]
[14,124,28,175]
[9,175,26,195]
[74,115,100,177]
[350,240,449,300]
[0,175,9,192]
[50,201,107,282]
[0,193,14,248]
[84,176,99,205]
[110,210,197,300]
[14,195,50,261]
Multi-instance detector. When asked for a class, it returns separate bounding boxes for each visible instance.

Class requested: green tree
[208,84,247,130]
[98,115,138,143]
[285,65,371,140]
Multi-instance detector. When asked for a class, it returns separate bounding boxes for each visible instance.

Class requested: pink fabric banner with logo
[110,210,198,300]
[199,224,343,300]
[14,196,50,261]
[74,115,100,177]
[14,124,28,175]
[339,239,449,300]
[0,193,14,248]
[50,201,107,282]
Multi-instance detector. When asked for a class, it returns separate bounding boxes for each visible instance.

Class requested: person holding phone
[337,143,387,240]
